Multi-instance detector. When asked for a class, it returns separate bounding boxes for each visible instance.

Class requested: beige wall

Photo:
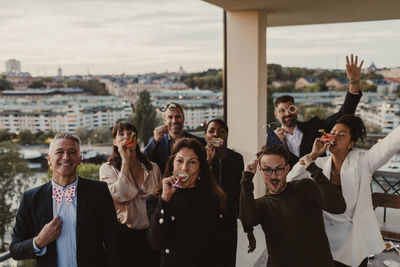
[226,10,267,197]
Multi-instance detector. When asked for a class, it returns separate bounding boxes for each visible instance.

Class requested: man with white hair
[10,132,119,267]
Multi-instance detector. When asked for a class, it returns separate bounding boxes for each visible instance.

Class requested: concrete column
[226,10,267,197]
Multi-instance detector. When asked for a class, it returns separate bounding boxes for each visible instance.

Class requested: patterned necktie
[52,186,76,204]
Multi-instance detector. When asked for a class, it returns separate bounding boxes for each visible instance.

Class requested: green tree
[0,77,13,91]
[77,163,100,180]
[0,142,31,251]
[28,80,46,88]
[74,127,91,144]
[0,129,12,142]
[304,107,328,120]
[92,127,112,144]
[45,163,101,181]
[65,79,108,95]
[303,83,321,92]
[18,129,37,145]
[131,90,160,145]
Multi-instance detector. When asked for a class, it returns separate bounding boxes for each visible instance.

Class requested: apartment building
[0,96,132,133]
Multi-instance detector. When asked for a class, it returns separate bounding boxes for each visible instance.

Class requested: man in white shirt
[274,54,363,168]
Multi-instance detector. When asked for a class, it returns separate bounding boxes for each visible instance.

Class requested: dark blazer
[287,91,362,168]
[144,131,206,175]
[10,177,119,267]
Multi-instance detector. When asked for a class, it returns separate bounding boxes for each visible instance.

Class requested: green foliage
[303,83,321,92]
[92,127,112,144]
[180,69,222,90]
[0,77,13,91]
[65,79,108,95]
[272,84,295,92]
[0,129,13,142]
[77,163,100,180]
[362,72,384,81]
[28,80,46,88]
[18,129,37,145]
[74,127,91,144]
[0,142,31,251]
[360,81,377,92]
[131,91,161,145]
[44,163,101,181]
[304,107,328,120]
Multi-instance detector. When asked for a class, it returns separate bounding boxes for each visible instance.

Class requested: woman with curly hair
[147,137,226,267]
[288,114,400,267]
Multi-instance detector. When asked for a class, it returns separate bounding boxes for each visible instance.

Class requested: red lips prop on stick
[318,129,334,142]
[173,170,189,188]
[125,132,137,148]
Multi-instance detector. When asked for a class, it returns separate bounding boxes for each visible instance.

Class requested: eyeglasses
[277,105,297,115]
[259,167,286,176]
[160,103,177,112]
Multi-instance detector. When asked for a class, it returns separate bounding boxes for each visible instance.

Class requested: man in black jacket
[10,132,119,267]
[144,102,206,174]
[274,54,363,168]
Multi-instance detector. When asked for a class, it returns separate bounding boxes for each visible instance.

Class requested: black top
[146,187,224,267]
[240,163,346,267]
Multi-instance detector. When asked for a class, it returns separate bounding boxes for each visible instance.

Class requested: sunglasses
[159,103,177,112]
[277,105,297,115]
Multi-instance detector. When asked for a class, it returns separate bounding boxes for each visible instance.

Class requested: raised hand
[205,141,216,164]
[346,54,364,94]
[310,138,329,160]
[245,158,259,174]
[153,125,169,143]
[275,127,287,142]
[161,176,177,202]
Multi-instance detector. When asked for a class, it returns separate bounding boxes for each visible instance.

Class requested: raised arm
[364,125,400,175]
[239,159,263,227]
[320,54,363,130]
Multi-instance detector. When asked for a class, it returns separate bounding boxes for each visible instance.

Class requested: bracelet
[350,80,360,84]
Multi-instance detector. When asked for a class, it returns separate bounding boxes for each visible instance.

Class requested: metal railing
[0,251,11,264]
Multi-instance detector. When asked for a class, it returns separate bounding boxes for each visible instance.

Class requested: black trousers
[334,257,368,267]
[118,223,160,267]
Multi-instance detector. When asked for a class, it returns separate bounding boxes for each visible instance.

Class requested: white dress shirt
[285,125,303,157]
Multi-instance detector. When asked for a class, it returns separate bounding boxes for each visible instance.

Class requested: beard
[281,115,297,127]
[169,123,183,134]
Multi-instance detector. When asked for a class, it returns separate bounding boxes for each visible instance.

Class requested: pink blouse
[100,161,161,229]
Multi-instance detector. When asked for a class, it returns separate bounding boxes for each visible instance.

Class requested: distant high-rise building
[57,67,63,78]
[5,59,21,74]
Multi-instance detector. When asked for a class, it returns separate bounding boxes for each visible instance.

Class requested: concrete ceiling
[202,0,400,27]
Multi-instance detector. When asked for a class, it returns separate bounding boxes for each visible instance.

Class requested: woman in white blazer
[287,114,400,267]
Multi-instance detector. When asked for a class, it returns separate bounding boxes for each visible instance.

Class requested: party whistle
[173,170,189,188]
[318,129,334,142]
[211,137,224,147]
[125,132,137,148]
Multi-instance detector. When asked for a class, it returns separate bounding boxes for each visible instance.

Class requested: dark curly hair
[257,144,290,165]
[336,114,367,143]
[152,138,226,211]
[108,121,153,171]
[204,119,229,134]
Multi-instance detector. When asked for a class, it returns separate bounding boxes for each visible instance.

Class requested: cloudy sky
[1,0,400,76]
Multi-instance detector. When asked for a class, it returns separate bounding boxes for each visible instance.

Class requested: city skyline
[2,0,400,76]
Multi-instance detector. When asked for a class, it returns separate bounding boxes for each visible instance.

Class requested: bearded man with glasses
[144,102,206,174]
[240,144,346,267]
[274,54,363,169]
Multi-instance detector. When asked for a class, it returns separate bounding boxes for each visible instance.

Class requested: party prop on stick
[125,132,137,148]
[211,137,224,147]
[173,170,189,188]
[318,129,334,142]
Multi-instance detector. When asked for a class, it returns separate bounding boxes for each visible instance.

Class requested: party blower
[125,132,137,148]
[173,170,189,188]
